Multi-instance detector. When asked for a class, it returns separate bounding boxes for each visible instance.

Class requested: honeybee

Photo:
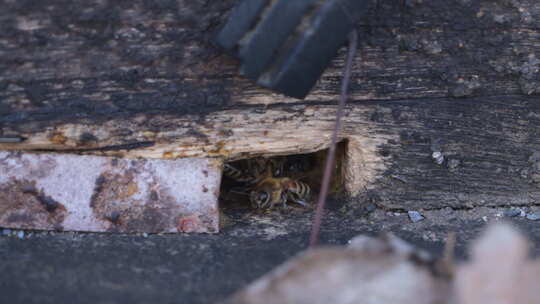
[246,157,268,178]
[250,176,311,209]
[224,157,285,183]
[247,157,286,178]
[249,178,286,209]
[223,163,257,184]
[267,156,286,177]
[223,157,312,210]
[284,178,311,207]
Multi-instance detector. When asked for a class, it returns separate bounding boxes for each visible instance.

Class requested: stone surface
[526,213,540,221]
[0,151,221,233]
[504,209,521,217]
[3,205,540,304]
[408,211,425,223]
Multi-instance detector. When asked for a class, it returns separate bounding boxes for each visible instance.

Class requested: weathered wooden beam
[1,0,540,213]
[1,0,540,134]
[2,96,540,211]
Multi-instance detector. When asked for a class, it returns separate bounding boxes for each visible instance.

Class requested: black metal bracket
[215,0,368,99]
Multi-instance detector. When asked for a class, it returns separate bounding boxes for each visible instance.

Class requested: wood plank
[2,96,540,210]
[1,0,540,136]
[2,0,540,211]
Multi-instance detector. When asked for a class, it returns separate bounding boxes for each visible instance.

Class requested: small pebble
[432,151,444,165]
[482,216,488,222]
[520,210,527,217]
[408,211,425,223]
[504,209,522,217]
[142,233,149,238]
[526,213,540,221]
[17,230,25,239]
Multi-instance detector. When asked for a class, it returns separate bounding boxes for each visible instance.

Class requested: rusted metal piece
[0,151,221,233]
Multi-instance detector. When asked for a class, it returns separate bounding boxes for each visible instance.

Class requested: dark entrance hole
[219,142,347,217]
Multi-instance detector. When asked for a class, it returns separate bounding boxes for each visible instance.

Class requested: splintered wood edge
[0,105,395,197]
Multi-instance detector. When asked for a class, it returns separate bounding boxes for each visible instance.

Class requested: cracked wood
[1,0,540,210]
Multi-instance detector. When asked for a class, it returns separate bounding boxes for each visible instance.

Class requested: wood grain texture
[1,0,540,210]
[1,0,540,132]
[2,95,539,210]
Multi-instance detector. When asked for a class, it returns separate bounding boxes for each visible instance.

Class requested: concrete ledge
[0,151,221,233]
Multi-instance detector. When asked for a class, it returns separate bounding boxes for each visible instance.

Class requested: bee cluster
[221,155,315,210]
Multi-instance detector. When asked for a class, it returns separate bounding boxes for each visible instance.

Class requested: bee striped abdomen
[223,164,256,183]
[225,159,312,210]
[288,180,310,196]
[285,179,310,206]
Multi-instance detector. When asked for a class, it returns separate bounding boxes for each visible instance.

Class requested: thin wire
[309,30,358,247]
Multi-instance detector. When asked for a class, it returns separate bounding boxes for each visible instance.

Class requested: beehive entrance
[219,142,347,215]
